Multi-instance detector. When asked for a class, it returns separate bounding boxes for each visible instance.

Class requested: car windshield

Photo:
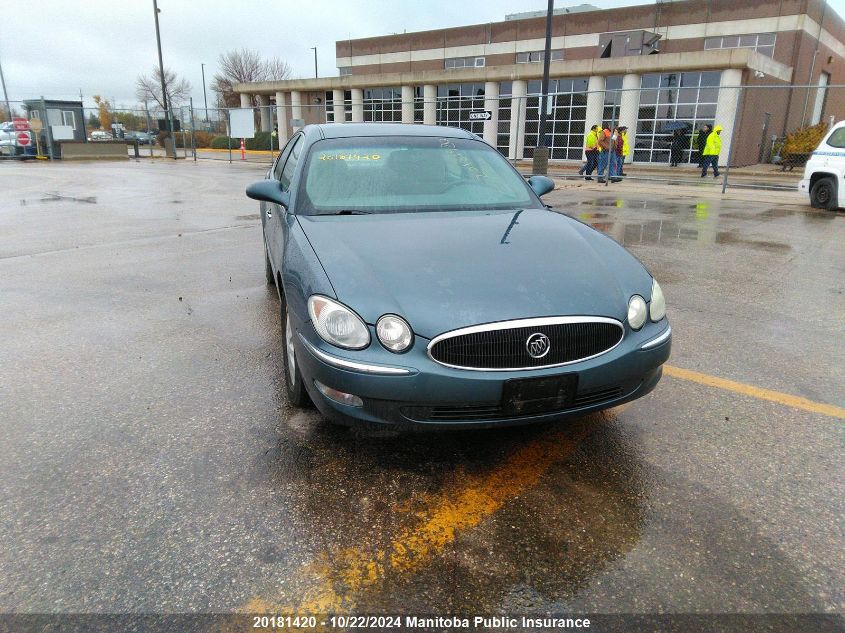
[298,136,540,214]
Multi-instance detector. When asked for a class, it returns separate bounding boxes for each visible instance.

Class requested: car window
[826,127,845,149]
[273,135,299,181]
[299,136,540,214]
[280,136,303,192]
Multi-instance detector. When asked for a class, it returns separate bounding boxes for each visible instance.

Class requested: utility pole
[201,62,209,122]
[310,47,318,79]
[0,53,11,120]
[153,0,176,158]
[532,0,554,175]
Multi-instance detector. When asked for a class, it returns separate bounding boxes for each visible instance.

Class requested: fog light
[314,380,363,407]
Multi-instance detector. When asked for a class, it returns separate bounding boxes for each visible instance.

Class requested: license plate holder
[501,374,578,416]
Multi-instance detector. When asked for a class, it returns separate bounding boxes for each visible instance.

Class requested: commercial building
[235,0,845,166]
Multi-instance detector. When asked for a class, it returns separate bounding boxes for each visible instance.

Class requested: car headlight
[650,279,666,322]
[307,295,370,350]
[628,295,647,330]
[376,314,413,353]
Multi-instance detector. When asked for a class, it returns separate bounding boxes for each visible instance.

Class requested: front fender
[280,215,335,329]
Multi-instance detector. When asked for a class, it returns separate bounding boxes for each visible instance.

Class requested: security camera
[754,70,765,78]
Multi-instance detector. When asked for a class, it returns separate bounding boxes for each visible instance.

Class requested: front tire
[281,293,310,407]
[810,176,837,210]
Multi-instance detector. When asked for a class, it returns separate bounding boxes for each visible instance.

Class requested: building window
[324,91,335,122]
[339,66,352,76]
[522,78,590,160]
[602,76,623,126]
[496,82,512,156]
[516,50,564,63]
[61,110,76,129]
[445,56,485,70]
[703,33,775,58]
[435,83,485,135]
[414,86,425,123]
[635,71,721,164]
[363,87,402,122]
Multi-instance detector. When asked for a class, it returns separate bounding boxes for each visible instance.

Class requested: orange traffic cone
[240,138,246,160]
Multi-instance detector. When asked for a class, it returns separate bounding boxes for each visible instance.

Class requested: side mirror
[528,175,555,198]
[246,180,290,208]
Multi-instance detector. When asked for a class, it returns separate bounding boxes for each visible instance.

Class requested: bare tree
[264,57,293,81]
[211,48,292,108]
[135,67,192,110]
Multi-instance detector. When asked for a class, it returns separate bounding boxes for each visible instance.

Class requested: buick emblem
[526,332,551,359]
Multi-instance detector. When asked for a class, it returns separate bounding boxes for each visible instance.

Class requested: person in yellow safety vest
[619,126,630,176]
[578,125,600,180]
[701,124,722,178]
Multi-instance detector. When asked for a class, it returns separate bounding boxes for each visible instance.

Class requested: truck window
[827,128,845,149]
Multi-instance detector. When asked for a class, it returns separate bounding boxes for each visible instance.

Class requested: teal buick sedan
[246,124,670,432]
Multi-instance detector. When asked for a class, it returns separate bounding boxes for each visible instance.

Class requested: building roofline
[234,48,792,94]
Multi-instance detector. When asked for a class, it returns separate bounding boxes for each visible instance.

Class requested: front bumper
[294,320,671,430]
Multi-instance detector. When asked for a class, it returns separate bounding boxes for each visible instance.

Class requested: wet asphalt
[0,160,843,622]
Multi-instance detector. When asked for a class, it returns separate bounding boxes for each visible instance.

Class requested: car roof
[309,123,477,140]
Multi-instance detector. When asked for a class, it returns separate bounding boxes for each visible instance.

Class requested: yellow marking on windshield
[318,153,381,161]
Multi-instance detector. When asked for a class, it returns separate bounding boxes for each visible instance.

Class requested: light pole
[0,53,11,120]
[310,47,318,79]
[152,0,176,158]
[201,62,209,123]
[532,0,554,176]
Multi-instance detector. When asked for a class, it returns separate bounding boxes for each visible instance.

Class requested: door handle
[266,208,272,218]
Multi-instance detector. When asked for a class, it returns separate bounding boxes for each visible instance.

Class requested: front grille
[401,385,625,422]
[428,318,623,370]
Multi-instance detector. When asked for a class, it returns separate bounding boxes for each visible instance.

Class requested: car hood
[297,209,650,338]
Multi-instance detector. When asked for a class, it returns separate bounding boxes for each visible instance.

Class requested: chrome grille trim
[426,316,625,371]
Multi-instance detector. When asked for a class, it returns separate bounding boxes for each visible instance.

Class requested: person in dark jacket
[670,128,688,167]
[694,124,710,167]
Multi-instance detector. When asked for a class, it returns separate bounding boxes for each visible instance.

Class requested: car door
[265,134,302,267]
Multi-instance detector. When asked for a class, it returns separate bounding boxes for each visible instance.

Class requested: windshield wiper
[328,209,372,215]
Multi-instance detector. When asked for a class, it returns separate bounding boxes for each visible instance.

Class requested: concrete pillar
[401,85,414,124]
[275,91,289,146]
[350,88,364,122]
[483,81,499,146]
[508,80,527,160]
[423,84,436,125]
[714,68,742,166]
[239,93,251,109]
[257,94,272,132]
[584,75,605,160]
[332,89,345,123]
[290,91,303,131]
[619,73,640,163]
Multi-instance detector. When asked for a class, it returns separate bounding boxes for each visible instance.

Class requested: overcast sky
[2,0,844,110]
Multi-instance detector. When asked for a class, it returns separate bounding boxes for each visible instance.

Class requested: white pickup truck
[0,121,32,156]
[799,121,845,210]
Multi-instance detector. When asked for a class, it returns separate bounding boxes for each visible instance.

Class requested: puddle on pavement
[20,193,97,205]
[564,214,793,251]
[236,214,261,221]
[715,231,791,251]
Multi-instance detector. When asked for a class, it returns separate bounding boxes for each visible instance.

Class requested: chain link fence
[4,81,843,192]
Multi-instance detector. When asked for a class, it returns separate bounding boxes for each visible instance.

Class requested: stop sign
[17,132,30,146]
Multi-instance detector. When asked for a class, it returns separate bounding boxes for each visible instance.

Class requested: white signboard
[51,125,74,140]
[229,108,255,139]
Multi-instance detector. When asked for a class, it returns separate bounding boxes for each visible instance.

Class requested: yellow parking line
[243,412,629,614]
[664,365,845,420]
